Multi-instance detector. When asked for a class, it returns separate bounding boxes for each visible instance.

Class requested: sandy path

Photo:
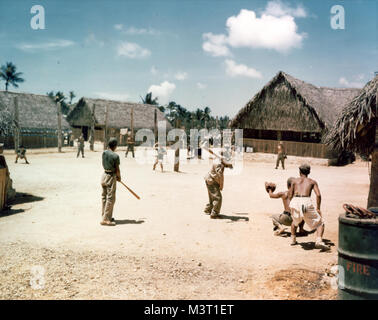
[0,146,370,299]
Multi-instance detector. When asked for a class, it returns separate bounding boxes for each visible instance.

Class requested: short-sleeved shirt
[102,150,120,173]
[205,160,225,186]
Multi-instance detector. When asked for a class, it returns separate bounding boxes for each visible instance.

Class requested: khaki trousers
[205,181,222,214]
[101,172,117,222]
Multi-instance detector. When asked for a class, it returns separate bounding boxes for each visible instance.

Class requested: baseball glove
[265,182,276,193]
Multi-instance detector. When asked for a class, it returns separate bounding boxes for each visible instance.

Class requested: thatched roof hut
[325,75,377,156]
[67,97,169,131]
[229,71,360,159]
[231,71,360,133]
[0,91,70,132]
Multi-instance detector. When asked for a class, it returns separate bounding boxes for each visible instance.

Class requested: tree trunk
[103,105,109,150]
[57,101,62,152]
[154,108,157,143]
[90,104,95,151]
[13,97,20,153]
[367,118,378,208]
[174,137,180,172]
[174,119,180,172]
[131,107,134,138]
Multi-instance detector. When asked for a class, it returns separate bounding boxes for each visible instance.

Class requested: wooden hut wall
[243,138,334,158]
[1,132,60,149]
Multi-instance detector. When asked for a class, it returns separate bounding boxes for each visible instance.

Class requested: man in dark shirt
[77,134,85,158]
[101,138,121,226]
[15,145,29,164]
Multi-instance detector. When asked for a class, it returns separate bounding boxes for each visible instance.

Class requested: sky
[0,0,377,117]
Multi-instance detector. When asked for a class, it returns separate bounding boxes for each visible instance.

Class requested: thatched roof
[0,90,70,132]
[230,71,360,133]
[67,97,170,130]
[325,75,377,155]
[0,97,13,135]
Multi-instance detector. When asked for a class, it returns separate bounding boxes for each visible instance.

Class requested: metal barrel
[338,213,378,299]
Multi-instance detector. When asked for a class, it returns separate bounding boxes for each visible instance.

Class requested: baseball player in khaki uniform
[101,138,121,226]
[204,152,233,219]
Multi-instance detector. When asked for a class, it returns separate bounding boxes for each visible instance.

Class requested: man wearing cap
[101,138,121,226]
[288,164,329,250]
[204,151,233,219]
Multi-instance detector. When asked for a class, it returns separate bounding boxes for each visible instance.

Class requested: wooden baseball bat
[201,143,222,160]
[201,145,222,159]
[119,181,141,200]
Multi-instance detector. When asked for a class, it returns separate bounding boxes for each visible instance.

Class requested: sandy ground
[0,144,370,299]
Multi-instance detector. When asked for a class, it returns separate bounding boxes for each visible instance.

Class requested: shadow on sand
[0,192,44,217]
[0,208,25,217]
[279,229,316,238]
[297,239,335,252]
[9,192,44,206]
[114,219,145,225]
[217,214,249,222]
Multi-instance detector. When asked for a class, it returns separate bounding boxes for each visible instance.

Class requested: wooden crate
[0,168,6,210]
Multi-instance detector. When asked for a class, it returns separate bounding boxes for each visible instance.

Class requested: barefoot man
[101,138,120,226]
[288,164,329,250]
[266,178,305,236]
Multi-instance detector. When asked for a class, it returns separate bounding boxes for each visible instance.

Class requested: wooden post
[90,104,95,151]
[131,107,134,138]
[13,97,20,153]
[174,119,180,172]
[103,104,109,150]
[367,116,378,208]
[57,101,62,152]
[154,108,158,143]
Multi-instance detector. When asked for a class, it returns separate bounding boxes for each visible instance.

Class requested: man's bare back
[291,176,317,197]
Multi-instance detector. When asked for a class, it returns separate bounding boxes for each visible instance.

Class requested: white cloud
[202,2,307,55]
[339,77,364,88]
[174,71,188,81]
[148,81,176,104]
[117,41,151,59]
[263,0,307,18]
[151,66,158,75]
[225,59,262,78]
[202,33,231,57]
[114,24,160,36]
[84,33,104,47]
[226,9,305,52]
[197,82,207,89]
[18,39,75,51]
[93,92,130,101]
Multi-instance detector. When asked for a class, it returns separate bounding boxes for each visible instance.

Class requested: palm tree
[202,106,211,129]
[47,91,70,115]
[0,62,25,91]
[69,91,76,104]
[141,92,158,105]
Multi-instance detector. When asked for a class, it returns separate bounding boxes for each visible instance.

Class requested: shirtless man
[288,164,329,250]
[267,178,305,236]
[153,143,165,172]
